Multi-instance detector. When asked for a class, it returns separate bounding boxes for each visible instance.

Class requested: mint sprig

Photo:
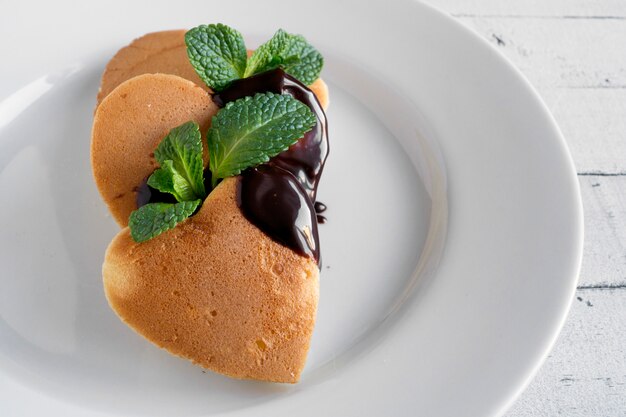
[244,29,323,85]
[185,24,323,90]
[207,92,316,187]
[147,160,196,202]
[185,24,248,91]
[149,121,206,201]
[129,200,201,243]
[129,121,206,242]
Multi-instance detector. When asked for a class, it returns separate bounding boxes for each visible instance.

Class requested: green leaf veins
[207,92,316,187]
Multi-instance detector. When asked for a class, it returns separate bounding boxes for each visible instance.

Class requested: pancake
[103,177,319,383]
[97,30,330,110]
[91,73,218,227]
[96,30,207,105]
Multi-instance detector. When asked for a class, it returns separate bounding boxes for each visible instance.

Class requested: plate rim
[418,1,583,414]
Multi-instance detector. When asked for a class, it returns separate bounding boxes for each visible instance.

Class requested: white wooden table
[425,1,626,415]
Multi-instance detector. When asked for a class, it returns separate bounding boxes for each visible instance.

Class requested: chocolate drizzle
[236,166,319,261]
[314,202,327,213]
[214,69,329,263]
[314,202,327,224]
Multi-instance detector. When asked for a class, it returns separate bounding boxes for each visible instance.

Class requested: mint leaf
[153,121,206,200]
[129,200,201,243]
[129,122,206,242]
[185,24,248,91]
[147,160,196,202]
[282,37,324,85]
[207,92,316,186]
[244,29,323,85]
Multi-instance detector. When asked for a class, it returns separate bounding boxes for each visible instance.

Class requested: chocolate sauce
[315,202,327,224]
[237,166,319,261]
[214,69,329,262]
[314,202,327,213]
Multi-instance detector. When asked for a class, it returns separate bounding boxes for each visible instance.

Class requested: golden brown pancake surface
[97,30,207,105]
[91,73,218,227]
[103,177,320,383]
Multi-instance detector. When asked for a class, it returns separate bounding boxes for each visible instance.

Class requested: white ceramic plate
[0,1,583,416]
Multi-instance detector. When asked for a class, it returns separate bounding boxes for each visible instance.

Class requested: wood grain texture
[455,17,626,89]
[506,288,626,417]
[541,89,626,175]
[578,176,626,288]
[429,0,626,18]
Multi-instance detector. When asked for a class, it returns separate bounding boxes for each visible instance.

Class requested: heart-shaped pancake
[91,73,218,226]
[96,30,207,105]
[103,177,319,383]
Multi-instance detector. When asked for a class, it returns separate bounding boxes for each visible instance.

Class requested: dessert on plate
[91,24,329,383]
